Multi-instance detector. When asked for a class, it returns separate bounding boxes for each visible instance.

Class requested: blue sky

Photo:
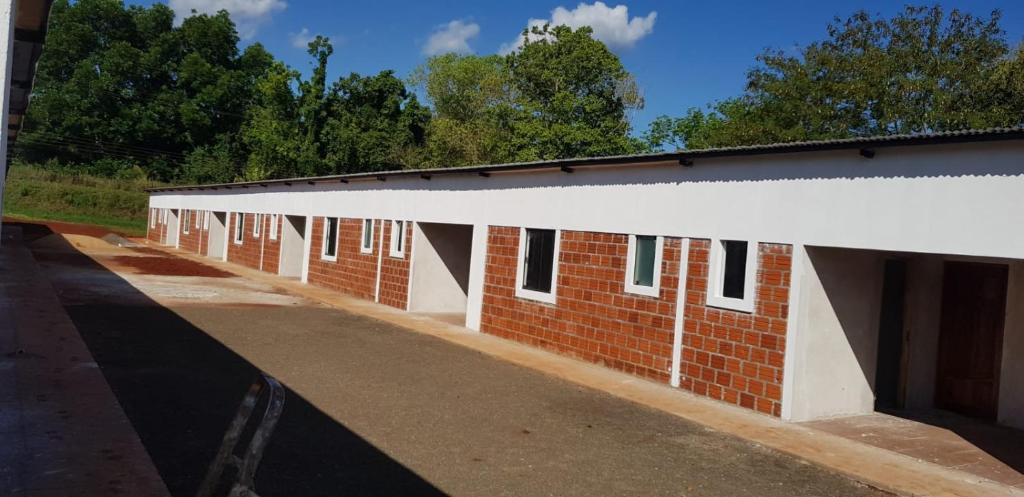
[133,1,1024,134]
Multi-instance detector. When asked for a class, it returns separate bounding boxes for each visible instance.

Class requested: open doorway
[207,212,227,260]
[166,209,180,247]
[279,215,306,279]
[409,222,473,325]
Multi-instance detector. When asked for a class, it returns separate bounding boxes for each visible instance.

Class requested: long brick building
[147,128,1024,429]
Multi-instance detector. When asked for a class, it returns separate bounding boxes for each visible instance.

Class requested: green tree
[411,53,513,167]
[506,24,646,161]
[647,5,1024,150]
[19,0,273,181]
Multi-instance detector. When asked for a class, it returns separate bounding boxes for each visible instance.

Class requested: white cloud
[168,0,287,39]
[423,20,481,56]
[290,27,314,49]
[499,2,656,54]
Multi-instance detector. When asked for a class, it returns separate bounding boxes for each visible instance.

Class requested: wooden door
[935,261,1007,419]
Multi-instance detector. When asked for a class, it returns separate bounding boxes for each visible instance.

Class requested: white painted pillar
[780,243,807,421]
[299,216,312,284]
[0,0,15,244]
[464,223,489,331]
[670,238,691,388]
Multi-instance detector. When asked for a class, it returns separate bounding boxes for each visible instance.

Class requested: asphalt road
[30,226,889,497]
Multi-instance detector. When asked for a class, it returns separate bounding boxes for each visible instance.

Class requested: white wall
[409,223,473,314]
[999,262,1024,429]
[787,247,884,421]
[150,141,1024,260]
[279,215,305,278]
[0,0,14,243]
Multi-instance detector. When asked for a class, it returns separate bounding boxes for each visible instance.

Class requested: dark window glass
[235,213,244,242]
[394,221,404,251]
[363,219,373,249]
[633,236,657,287]
[722,240,748,299]
[324,218,338,257]
[523,229,556,293]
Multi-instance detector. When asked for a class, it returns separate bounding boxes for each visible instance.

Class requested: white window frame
[706,239,758,313]
[253,213,261,238]
[360,219,374,254]
[388,220,405,258]
[194,210,201,229]
[203,211,210,230]
[150,209,156,228]
[269,214,278,240]
[514,227,561,305]
[233,213,244,244]
[321,217,339,261]
[161,208,167,224]
[182,210,190,234]
[624,234,664,297]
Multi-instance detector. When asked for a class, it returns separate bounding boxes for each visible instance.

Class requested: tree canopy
[646,6,1024,151]
[19,2,1024,181]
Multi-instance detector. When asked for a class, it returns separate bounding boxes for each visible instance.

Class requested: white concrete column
[300,216,312,284]
[669,238,691,388]
[464,223,489,331]
[0,0,16,244]
[780,243,806,421]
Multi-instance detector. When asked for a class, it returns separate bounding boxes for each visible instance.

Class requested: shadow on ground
[12,222,445,497]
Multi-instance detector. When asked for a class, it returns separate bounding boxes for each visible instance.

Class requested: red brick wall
[480,227,681,382]
[260,214,283,275]
[307,217,381,301]
[379,221,412,310]
[678,240,792,417]
[146,208,161,243]
[226,213,264,270]
[178,210,202,254]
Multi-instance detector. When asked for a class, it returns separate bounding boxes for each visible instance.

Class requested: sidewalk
[0,227,170,497]
[145,238,1024,497]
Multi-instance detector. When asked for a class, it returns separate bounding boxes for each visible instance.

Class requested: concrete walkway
[0,226,170,497]
[145,239,1024,497]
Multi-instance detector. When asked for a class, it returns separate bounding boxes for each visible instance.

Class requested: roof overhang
[8,0,54,147]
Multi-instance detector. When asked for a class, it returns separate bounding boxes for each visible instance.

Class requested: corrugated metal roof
[7,0,55,146]
[148,126,1024,193]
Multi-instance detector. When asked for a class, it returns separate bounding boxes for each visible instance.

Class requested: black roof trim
[147,127,1024,192]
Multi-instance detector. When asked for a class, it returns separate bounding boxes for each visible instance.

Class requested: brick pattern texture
[307,218,381,301]
[679,240,792,416]
[226,213,265,270]
[379,221,412,310]
[480,227,681,382]
[178,210,210,255]
[260,214,283,275]
[146,208,162,243]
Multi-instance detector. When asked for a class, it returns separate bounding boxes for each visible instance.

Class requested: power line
[18,129,190,160]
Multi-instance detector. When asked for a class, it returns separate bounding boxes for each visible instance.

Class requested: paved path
[23,225,890,497]
[0,226,170,497]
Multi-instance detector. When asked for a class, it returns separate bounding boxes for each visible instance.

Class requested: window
[707,239,757,312]
[389,220,405,258]
[360,219,374,254]
[203,211,210,230]
[269,214,278,240]
[233,213,244,244]
[624,234,664,297]
[321,217,338,260]
[150,209,156,228]
[195,210,201,229]
[182,210,190,234]
[515,228,560,304]
[161,209,167,224]
[253,214,261,237]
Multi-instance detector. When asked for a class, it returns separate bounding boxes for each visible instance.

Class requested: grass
[2,164,165,236]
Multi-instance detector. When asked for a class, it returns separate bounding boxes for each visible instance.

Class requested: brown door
[935,261,1007,420]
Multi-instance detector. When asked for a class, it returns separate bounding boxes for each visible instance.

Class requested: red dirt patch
[130,246,168,256]
[109,256,234,278]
